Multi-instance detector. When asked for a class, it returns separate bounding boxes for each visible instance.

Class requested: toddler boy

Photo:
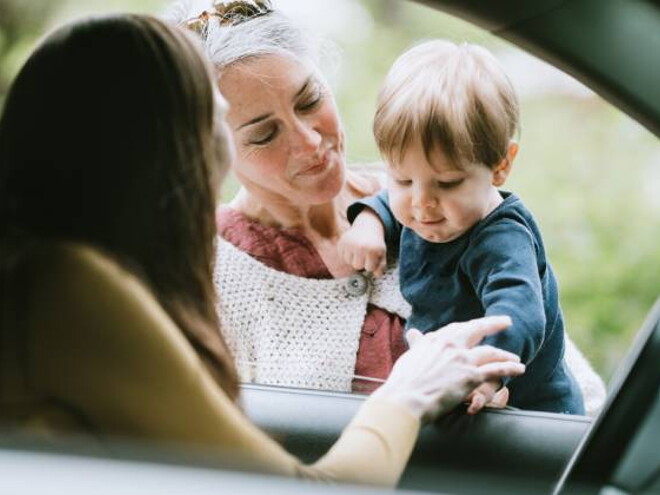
[340,40,584,414]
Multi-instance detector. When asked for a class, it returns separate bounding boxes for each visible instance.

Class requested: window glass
[3,0,657,411]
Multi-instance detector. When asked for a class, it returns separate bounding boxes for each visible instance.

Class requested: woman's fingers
[468,345,520,365]
[430,315,513,347]
[478,360,526,382]
[463,315,513,347]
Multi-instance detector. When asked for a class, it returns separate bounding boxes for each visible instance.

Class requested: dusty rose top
[217,206,406,394]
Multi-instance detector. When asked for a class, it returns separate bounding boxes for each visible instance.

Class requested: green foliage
[515,96,660,379]
[0,0,60,109]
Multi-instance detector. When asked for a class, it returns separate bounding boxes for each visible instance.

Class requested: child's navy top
[349,190,584,414]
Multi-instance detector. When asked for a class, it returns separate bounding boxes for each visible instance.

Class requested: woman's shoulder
[23,242,198,389]
[215,206,334,278]
[215,204,286,253]
[23,242,137,294]
[21,242,161,335]
[345,163,387,200]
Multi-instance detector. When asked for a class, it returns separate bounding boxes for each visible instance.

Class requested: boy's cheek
[388,191,411,226]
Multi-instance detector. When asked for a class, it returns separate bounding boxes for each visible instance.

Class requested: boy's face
[387,142,505,243]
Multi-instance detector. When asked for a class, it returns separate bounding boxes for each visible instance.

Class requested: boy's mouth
[417,218,445,225]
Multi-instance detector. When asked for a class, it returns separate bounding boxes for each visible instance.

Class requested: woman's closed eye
[245,87,324,146]
[247,124,278,146]
[394,178,412,186]
[296,86,324,112]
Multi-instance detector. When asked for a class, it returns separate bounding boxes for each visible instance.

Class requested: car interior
[0,0,658,494]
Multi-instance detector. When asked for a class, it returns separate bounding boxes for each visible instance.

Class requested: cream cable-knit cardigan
[214,238,606,416]
[215,238,411,392]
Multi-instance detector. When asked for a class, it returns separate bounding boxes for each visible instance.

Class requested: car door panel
[242,384,591,493]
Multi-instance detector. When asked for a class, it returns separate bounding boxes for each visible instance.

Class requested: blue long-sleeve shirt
[348,190,584,414]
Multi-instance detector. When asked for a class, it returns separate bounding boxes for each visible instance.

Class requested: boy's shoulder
[465,192,546,258]
[473,192,539,237]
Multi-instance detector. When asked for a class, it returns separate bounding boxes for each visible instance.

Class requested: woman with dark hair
[0,14,523,486]
[0,14,239,398]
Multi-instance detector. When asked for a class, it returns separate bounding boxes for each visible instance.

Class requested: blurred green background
[1,0,658,382]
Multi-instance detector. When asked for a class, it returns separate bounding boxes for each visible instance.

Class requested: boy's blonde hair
[374,39,519,169]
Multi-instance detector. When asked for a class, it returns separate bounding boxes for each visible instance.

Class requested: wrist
[372,385,425,420]
[354,208,385,233]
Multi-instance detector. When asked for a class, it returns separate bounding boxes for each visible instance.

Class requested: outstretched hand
[374,316,524,422]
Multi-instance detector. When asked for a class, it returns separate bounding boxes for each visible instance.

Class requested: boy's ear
[492,141,519,187]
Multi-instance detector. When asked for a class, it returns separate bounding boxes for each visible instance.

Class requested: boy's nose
[412,187,438,209]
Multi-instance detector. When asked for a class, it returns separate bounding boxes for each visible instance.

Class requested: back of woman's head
[0,14,238,399]
[0,14,218,247]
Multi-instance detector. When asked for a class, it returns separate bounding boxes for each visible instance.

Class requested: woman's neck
[228,188,349,240]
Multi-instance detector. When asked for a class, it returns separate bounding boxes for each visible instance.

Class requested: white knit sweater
[214,239,411,392]
[214,238,606,415]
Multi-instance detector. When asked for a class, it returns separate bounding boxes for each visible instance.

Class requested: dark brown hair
[0,15,238,399]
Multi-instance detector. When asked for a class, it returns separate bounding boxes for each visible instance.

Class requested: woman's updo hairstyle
[165,0,331,76]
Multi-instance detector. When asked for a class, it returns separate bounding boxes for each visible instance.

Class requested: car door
[242,384,591,493]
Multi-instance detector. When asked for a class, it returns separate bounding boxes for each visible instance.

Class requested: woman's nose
[290,120,321,158]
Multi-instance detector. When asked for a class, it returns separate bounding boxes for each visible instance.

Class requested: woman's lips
[297,151,330,176]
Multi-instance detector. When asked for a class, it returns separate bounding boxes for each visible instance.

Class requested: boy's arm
[339,208,388,276]
[347,189,402,253]
[462,220,546,366]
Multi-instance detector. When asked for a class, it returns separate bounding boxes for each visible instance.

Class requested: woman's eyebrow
[237,112,273,130]
[236,76,313,130]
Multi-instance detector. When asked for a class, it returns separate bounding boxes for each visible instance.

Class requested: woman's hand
[373,316,525,422]
[338,209,387,277]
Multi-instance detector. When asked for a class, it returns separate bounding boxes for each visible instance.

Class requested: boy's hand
[338,209,388,277]
[466,379,509,415]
